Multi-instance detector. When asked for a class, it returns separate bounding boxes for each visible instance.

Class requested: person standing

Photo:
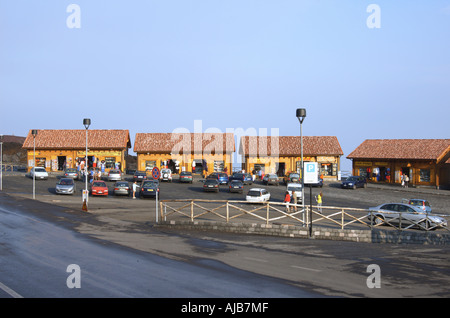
[132,181,138,199]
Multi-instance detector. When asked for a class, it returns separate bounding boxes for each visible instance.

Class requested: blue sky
[1,1,449,171]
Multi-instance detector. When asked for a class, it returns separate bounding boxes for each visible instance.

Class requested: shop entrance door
[57,156,66,171]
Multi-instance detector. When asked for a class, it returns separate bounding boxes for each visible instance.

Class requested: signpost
[304,162,319,237]
[152,167,160,223]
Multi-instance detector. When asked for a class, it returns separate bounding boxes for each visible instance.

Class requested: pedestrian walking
[284,191,291,212]
[404,174,409,188]
[292,191,298,212]
[315,191,323,214]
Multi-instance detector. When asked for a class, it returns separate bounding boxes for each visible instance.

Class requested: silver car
[113,181,131,196]
[107,169,122,181]
[368,203,447,230]
[55,178,76,195]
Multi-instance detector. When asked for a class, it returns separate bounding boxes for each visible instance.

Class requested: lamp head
[83,118,91,129]
[296,108,306,123]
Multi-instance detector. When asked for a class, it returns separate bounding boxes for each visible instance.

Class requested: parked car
[64,168,79,180]
[139,180,160,198]
[179,171,193,183]
[133,170,147,182]
[29,167,48,180]
[160,168,172,182]
[203,179,220,192]
[107,169,122,181]
[207,172,229,185]
[113,181,131,196]
[264,174,279,186]
[283,172,300,184]
[55,178,76,195]
[286,182,303,204]
[402,199,432,213]
[229,180,244,193]
[246,188,270,203]
[341,176,367,189]
[229,172,253,185]
[368,203,447,230]
[91,180,109,196]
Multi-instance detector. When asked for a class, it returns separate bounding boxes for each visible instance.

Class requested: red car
[91,180,109,196]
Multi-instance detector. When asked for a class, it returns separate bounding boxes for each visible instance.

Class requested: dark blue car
[341,176,367,189]
[206,172,229,185]
[229,172,253,185]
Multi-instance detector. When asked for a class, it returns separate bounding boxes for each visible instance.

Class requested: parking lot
[3,171,450,227]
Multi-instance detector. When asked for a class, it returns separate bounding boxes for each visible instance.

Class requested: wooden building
[133,133,235,174]
[239,136,344,179]
[347,139,450,189]
[22,129,131,172]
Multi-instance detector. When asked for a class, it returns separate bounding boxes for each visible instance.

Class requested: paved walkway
[366,182,450,197]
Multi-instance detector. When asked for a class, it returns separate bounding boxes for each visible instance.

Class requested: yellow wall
[137,153,232,174]
[27,149,126,172]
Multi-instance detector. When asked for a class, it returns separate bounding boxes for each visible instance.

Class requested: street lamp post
[83,118,91,211]
[31,130,38,199]
[296,108,306,223]
[0,135,3,191]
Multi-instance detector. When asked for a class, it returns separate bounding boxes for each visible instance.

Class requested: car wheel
[373,215,384,225]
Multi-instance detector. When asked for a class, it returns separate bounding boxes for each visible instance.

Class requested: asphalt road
[1,172,450,300]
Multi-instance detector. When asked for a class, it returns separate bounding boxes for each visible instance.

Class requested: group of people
[283,190,322,213]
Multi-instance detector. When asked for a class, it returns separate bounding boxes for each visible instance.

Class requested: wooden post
[226,201,229,223]
[190,200,194,221]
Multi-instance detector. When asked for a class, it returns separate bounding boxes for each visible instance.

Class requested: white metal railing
[159,199,449,232]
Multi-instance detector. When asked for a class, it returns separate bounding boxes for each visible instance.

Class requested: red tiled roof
[239,136,343,156]
[347,139,450,162]
[22,130,131,150]
[133,133,235,154]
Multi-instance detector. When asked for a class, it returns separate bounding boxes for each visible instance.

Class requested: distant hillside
[2,135,26,144]
[1,135,27,164]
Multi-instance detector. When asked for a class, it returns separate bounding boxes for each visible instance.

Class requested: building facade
[133,133,235,174]
[347,139,450,189]
[22,129,131,172]
[239,136,344,179]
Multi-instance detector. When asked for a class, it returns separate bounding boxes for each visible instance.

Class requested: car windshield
[110,170,120,174]
[142,181,156,187]
[347,177,358,181]
[230,181,242,185]
[181,172,191,176]
[135,171,146,175]
[93,182,106,187]
[35,168,46,172]
[116,182,128,187]
[289,173,299,178]
[287,185,302,191]
[59,179,73,185]
[66,169,77,172]
[205,179,218,185]
[247,190,261,196]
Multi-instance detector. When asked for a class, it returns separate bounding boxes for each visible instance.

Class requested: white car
[246,188,270,203]
[160,168,172,182]
[286,182,303,204]
[368,203,447,230]
[30,167,48,180]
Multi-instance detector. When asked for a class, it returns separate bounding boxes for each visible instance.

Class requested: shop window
[419,169,430,183]
[36,157,46,167]
[320,163,337,176]
[145,161,156,170]
[105,157,116,169]
[214,161,224,172]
